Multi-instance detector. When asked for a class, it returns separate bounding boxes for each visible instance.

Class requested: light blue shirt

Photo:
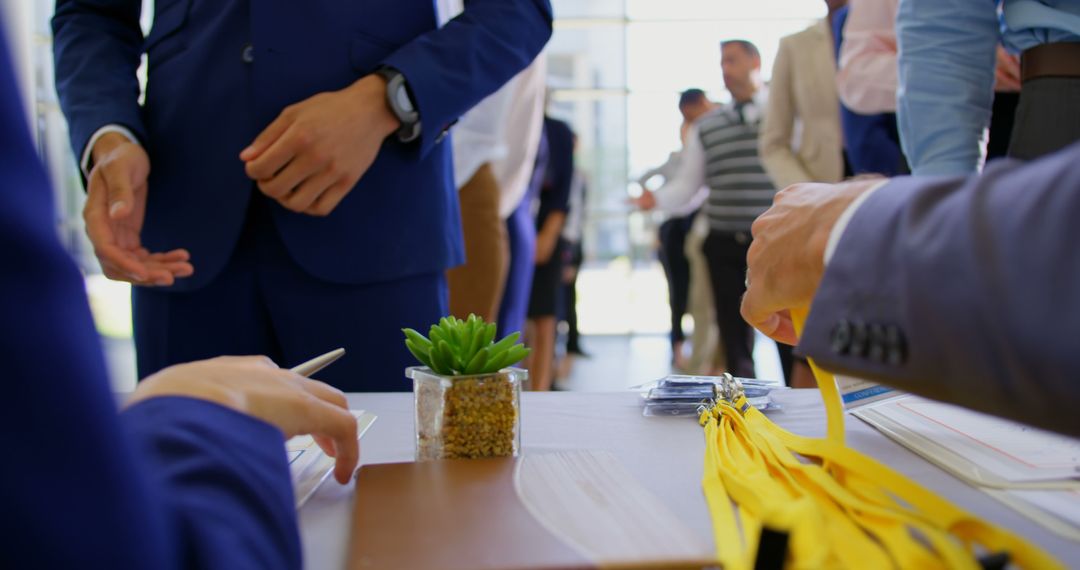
[897,0,1080,175]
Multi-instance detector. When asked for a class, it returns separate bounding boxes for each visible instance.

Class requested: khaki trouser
[684,212,726,374]
[447,163,510,322]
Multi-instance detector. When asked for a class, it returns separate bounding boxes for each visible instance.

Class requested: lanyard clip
[717,373,744,403]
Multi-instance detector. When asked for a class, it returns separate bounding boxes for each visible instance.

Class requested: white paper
[984,488,1080,542]
[855,395,1080,485]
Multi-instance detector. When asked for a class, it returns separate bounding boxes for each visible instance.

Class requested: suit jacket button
[830,321,852,354]
[241,43,255,64]
[885,325,907,366]
[849,320,869,357]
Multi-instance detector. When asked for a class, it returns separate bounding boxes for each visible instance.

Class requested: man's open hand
[85,132,193,286]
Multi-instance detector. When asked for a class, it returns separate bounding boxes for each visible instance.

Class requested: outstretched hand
[84,132,193,286]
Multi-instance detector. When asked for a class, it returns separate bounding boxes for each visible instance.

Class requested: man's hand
[630,188,657,210]
[994,45,1022,93]
[85,133,193,286]
[241,75,401,217]
[534,211,566,265]
[127,356,360,484]
[741,178,883,345]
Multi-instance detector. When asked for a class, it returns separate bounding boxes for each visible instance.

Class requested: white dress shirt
[490,56,547,218]
[653,89,767,216]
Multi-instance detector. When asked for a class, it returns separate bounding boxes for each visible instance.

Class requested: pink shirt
[836,0,899,114]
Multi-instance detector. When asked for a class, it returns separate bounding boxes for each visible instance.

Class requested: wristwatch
[375,67,421,143]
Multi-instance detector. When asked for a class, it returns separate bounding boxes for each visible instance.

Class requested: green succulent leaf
[429,325,446,346]
[437,340,459,375]
[489,331,521,354]
[480,322,497,348]
[402,328,432,352]
[465,346,490,375]
[404,315,530,376]
[405,339,433,368]
[428,340,450,374]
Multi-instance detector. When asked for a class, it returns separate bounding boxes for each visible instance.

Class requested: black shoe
[566,346,590,358]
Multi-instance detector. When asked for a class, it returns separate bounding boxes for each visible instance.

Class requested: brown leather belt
[1021,42,1080,82]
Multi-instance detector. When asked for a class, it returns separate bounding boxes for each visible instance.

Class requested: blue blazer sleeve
[382,0,553,157]
[0,26,299,568]
[52,0,148,159]
[800,141,1080,437]
[122,398,302,570]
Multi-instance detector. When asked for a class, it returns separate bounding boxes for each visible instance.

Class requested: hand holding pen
[126,349,357,483]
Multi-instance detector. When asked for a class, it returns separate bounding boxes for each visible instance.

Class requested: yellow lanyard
[699,309,1064,569]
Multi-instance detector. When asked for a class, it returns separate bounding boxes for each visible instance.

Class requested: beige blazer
[760,20,844,190]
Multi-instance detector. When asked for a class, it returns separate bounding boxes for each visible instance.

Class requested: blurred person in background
[636,40,794,384]
[525,115,575,391]
[760,0,847,192]
[831,3,907,177]
[759,0,848,387]
[494,57,548,344]
[555,167,588,383]
[447,92,512,322]
[561,167,588,358]
[838,0,1021,173]
[896,0,1076,175]
[635,89,717,371]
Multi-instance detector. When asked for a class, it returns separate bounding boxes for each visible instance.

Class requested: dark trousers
[1008,76,1080,160]
[702,230,793,383]
[133,195,447,392]
[657,213,695,346]
[562,240,584,353]
[988,91,1020,160]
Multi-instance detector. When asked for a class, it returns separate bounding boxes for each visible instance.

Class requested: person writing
[0,28,358,567]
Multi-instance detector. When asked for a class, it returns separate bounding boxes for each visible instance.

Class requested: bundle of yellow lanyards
[699,309,1063,569]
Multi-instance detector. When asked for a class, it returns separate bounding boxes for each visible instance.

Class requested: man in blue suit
[52,1,553,391]
[741,142,1080,437]
[1,22,358,566]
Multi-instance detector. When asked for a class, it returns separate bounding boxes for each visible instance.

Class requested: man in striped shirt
[641,40,794,383]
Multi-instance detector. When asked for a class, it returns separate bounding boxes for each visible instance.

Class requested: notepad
[288,410,376,508]
[853,395,1080,487]
[853,395,1080,541]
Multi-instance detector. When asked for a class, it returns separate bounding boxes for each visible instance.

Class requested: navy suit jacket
[1,26,299,568]
[801,142,1080,437]
[53,0,552,291]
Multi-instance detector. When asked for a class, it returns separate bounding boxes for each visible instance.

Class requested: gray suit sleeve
[799,142,1080,437]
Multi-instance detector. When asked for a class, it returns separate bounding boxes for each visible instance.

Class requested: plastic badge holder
[641,374,785,417]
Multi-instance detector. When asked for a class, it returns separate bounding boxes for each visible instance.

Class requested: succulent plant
[402,314,530,376]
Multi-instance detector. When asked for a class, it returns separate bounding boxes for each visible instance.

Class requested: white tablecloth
[298,390,1080,569]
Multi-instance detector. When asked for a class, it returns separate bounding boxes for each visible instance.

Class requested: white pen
[289,348,346,377]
